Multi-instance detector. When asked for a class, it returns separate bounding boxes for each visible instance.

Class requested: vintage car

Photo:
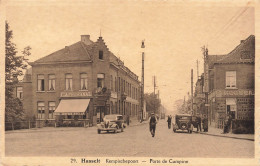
[172,114,193,133]
[97,114,126,134]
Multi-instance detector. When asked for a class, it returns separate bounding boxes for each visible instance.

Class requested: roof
[207,55,226,68]
[214,35,255,64]
[33,41,93,64]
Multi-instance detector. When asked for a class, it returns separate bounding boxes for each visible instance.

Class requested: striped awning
[54,99,90,115]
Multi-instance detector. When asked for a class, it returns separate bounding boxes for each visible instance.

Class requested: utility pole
[153,75,156,114]
[202,45,209,125]
[140,40,145,122]
[191,69,193,115]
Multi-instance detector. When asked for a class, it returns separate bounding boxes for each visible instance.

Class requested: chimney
[81,35,92,45]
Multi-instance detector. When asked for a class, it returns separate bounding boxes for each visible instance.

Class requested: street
[5,121,254,157]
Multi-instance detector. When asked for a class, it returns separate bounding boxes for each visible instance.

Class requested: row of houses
[193,35,255,132]
[15,35,143,126]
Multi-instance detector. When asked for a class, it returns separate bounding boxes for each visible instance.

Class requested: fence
[5,121,37,131]
[5,119,90,131]
[55,119,90,127]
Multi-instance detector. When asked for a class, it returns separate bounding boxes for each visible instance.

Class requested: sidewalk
[199,125,254,141]
[128,119,148,127]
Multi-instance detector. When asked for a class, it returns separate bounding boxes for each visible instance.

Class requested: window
[99,50,103,60]
[37,75,44,91]
[80,73,88,90]
[48,74,55,91]
[37,102,45,119]
[226,71,236,88]
[97,73,105,88]
[110,75,113,91]
[115,77,117,92]
[48,102,55,119]
[65,74,73,90]
[16,87,23,99]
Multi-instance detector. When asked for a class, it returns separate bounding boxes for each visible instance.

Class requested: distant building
[16,35,141,126]
[204,35,255,131]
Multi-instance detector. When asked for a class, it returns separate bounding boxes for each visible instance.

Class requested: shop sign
[61,91,92,97]
[212,89,254,98]
[111,91,117,98]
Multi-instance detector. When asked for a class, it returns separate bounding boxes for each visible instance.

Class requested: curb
[199,132,254,141]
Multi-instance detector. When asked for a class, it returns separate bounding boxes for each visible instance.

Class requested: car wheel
[98,129,101,134]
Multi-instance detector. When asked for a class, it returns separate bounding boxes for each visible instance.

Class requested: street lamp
[140,40,145,122]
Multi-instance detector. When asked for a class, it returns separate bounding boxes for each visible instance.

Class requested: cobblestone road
[5,121,254,157]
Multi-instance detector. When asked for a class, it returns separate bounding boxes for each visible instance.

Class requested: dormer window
[99,50,103,60]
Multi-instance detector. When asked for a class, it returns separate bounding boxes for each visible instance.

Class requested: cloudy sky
[5,0,255,114]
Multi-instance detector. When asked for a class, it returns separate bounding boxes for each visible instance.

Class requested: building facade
[205,35,255,131]
[17,35,141,126]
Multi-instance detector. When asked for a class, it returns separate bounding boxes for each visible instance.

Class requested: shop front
[54,92,93,127]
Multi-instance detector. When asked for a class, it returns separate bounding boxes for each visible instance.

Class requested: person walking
[167,115,172,129]
[149,113,157,137]
[126,115,130,126]
[197,115,201,132]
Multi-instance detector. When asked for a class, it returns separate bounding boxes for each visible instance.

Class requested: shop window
[65,74,73,90]
[37,102,45,119]
[16,87,23,99]
[80,73,88,90]
[37,74,45,91]
[48,102,55,119]
[48,74,55,91]
[226,71,236,88]
[99,50,103,60]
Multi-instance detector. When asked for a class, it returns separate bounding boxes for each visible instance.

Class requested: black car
[172,114,193,133]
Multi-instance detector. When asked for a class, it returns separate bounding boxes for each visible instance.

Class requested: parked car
[97,114,126,134]
[172,114,193,133]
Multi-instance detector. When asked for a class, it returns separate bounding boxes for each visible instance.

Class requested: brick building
[16,35,141,126]
[204,35,255,131]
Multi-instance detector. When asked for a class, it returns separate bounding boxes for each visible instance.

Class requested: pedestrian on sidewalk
[126,115,130,126]
[167,115,172,129]
[223,114,232,134]
[149,113,157,137]
[202,114,208,132]
[196,115,202,132]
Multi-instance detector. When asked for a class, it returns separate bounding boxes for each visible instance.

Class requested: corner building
[205,35,255,131]
[27,35,141,126]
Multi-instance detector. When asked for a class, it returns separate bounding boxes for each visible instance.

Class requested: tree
[144,93,161,115]
[5,21,31,122]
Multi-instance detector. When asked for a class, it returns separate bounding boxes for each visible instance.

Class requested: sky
[5,0,255,114]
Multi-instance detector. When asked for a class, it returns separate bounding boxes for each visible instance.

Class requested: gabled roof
[215,35,255,64]
[33,41,93,64]
[208,54,226,68]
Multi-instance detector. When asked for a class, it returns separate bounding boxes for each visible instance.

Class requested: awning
[54,99,90,115]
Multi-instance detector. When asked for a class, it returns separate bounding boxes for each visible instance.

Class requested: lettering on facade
[60,91,92,97]
[211,89,254,98]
